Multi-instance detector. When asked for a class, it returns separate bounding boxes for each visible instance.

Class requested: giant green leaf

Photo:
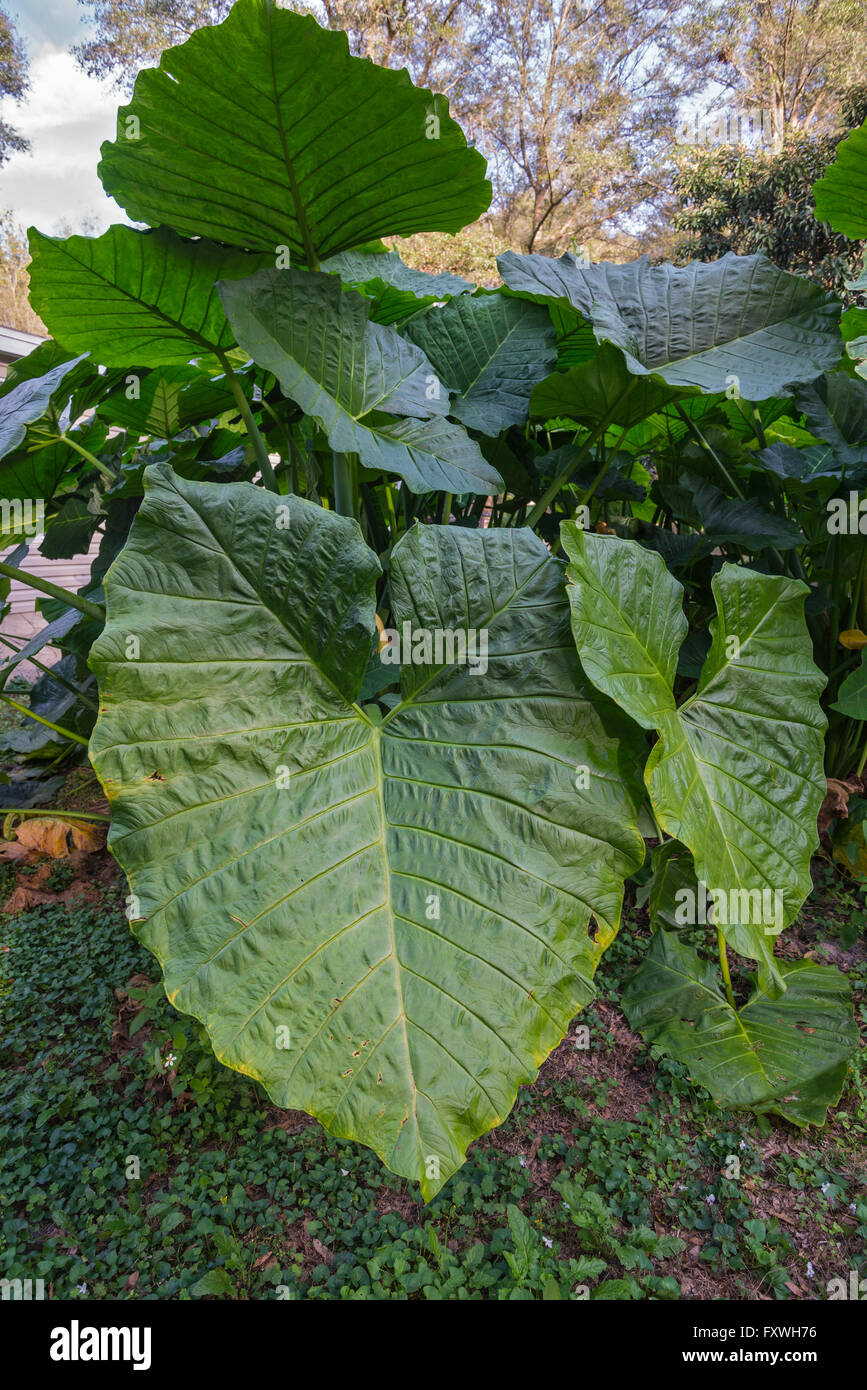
[657,470,804,551]
[793,373,867,470]
[531,341,690,428]
[96,367,237,438]
[220,266,502,494]
[623,930,857,1125]
[0,357,87,463]
[28,225,267,368]
[97,0,490,263]
[813,117,867,239]
[89,465,646,1196]
[642,839,699,933]
[501,251,841,401]
[322,250,474,326]
[404,294,557,436]
[560,527,827,997]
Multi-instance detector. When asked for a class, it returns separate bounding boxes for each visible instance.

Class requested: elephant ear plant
[1,0,858,1197]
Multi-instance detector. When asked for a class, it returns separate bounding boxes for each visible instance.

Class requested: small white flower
[849,1203,857,1213]
[562,1202,570,1210]
[542,1236,553,1248]
[821,1182,831,1194]
[806,1261,815,1279]
[519,1156,527,1167]
[705,1194,716,1205]
[739,1140,747,1151]
[163,1052,177,1070]
[340,1169,349,1176]
[77,1282,87,1294]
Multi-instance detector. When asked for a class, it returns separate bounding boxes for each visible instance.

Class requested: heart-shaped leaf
[219,266,502,494]
[623,930,857,1125]
[793,373,867,470]
[28,225,267,367]
[89,465,646,1196]
[97,0,490,263]
[560,527,827,997]
[502,251,841,401]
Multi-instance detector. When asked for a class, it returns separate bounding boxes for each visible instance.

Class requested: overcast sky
[1,1,125,235]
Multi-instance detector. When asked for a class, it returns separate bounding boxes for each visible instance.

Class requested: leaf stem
[216,352,278,492]
[674,403,745,500]
[0,634,98,710]
[332,452,357,518]
[0,560,104,622]
[0,693,89,746]
[58,434,116,486]
[577,423,631,508]
[522,382,637,530]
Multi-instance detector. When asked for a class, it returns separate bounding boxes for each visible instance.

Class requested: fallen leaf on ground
[13,817,105,858]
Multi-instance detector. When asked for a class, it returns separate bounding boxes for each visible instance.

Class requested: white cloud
[0,46,127,235]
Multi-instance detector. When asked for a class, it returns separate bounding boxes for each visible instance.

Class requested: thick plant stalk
[578,424,632,508]
[0,561,104,622]
[216,351,278,492]
[523,383,637,530]
[675,403,745,500]
[332,452,357,517]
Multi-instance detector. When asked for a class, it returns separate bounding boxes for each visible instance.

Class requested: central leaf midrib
[371,723,423,1167]
[380,545,552,726]
[265,0,320,269]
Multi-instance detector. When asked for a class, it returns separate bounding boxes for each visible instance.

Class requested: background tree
[0,212,45,333]
[714,0,867,148]
[459,0,718,254]
[72,0,234,85]
[0,5,30,166]
[673,87,867,294]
